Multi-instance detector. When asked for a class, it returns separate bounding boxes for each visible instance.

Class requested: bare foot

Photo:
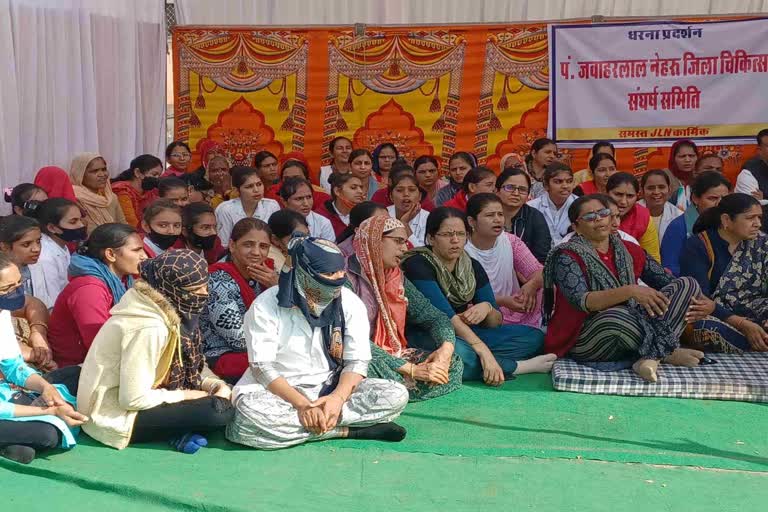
[514,354,557,375]
[633,359,659,382]
[663,348,704,367]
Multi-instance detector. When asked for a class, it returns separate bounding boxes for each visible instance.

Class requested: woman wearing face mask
[178,202,225,264]
[111,155,164,229]
[216,166,281,248]
[443,166,498,213]
[69,153,127,233]
[267,209,310,271]
[279,177,336,241]
[606,173,661,263]
[665,139,699,210]
[434,152,476,207]
[387,173,429,247]
[29,199,87,308]
[0,217,54,371]
[319,137,353,193]
[525,138,558,200]
[347,216,463,401]
[201,219,277,383]
[48,224,148,368]
[6,184,48,216]
[78,250,234,453]
[316,173,366,237]
[0,253,87,464]
[141,199,183,258]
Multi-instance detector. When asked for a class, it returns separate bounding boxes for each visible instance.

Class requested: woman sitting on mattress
[543,194,707,382]
[680,193,768,352]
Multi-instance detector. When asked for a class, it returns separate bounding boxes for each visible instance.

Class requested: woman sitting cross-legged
[543,194,706,382]
[201,218,278,383]
[48,224,147,369]
[77,250,234,452]
[0,254,87,464]
[401,207,554,387]
[347,216,463,401]
[465,194,544,329]
[226,236,409,450]
[680,193,768,352]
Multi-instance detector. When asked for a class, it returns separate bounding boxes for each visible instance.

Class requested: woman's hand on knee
[630,285,670,317]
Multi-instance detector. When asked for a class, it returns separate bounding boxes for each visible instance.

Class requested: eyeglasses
[434,231,467,240]
[171,152,191,159]
[578,208,612,223]
[383,235,408,246]
[500,184,529,194]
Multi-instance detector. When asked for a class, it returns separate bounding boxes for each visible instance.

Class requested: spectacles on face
[434,231,467,240]
[171,152,191,159]
[578,208,612,223]
[500,184,529,194]
[383,235,408,246]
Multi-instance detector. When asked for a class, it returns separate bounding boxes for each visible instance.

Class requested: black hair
[335,201,387,244]
[158,177,188,197]
[543,162,573,184]
[568,194,611,223]
[231,217,272,243]
[113,154,163,183]
[691,171,732,198]
[448,151,476,169]
[496,167,531,189]
[757,128,768,146]
[425,207,470,239]
[466,193,503,220]
[387,166,416,190]
[268,209,309,239]
[461,166,496,194]
[33,198,80,234]
[640,169,670,188]
[230,166,261,189]
[79,223,137,261]
[530,138,556,154]
[6,183,45,214]
[182,202,215,229]
[279,176,313,201]
[606,172,639,193]
[281,159,309,180]
[673,140,698,158]
[389,161,413,177]
[591,141,615,156]
[328,136,352,154]
[143,198,182,224]
[328,172,360,202]
[695,154,724,171]
[413,155,439,171]
[372,143,399,176]
[165,141,191,159]
[589,153,616,172]
[254,151,277,169]
[348,148,373,165]
[0,215,40,245]
[693,193,761,234]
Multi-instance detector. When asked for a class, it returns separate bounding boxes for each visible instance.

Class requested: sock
[347,423,407,442]
[0,445,36,464]
[170,433,205,454]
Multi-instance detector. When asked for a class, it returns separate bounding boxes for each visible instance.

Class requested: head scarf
[668,139,698,183]
[198,140,222,169]
[140,250,209,390]
[354,216,409,356]
[404,246,476,309]
[277,235,347,365]
[34,166,77,203]
[70,152,118,227]
[69,253,132,306]
[500,152,524,172]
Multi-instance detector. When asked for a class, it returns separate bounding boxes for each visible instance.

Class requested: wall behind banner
[172,21,756,185]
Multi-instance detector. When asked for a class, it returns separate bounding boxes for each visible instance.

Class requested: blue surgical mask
[0,286,25,311]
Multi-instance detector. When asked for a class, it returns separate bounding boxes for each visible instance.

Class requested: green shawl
[404,246,476,308]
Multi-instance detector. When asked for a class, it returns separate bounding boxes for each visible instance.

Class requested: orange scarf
[353,216,409,355]
[70,152,118,232]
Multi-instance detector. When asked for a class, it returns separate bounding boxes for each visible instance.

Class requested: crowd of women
[1,131,767,464]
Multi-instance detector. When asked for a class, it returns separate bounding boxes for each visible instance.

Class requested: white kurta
[215,197,281,247]
[527,193,577,246]
[233,286,372,399]
[638,200,683,244]
[307,210,336,241]
[386,205,428,247]
[318,165,333,193]
[29,234,70,309]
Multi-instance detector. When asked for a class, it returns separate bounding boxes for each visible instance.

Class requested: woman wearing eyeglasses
[495,167,551,263]
[402,207,553,387]
[543,194,705,383]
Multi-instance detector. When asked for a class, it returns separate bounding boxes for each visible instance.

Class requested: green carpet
[2,374,768,511]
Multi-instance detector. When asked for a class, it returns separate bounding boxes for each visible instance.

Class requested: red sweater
[543,240,646,357]
[315,201,349,238]
[443,191,468,212]
[48,276,114,367]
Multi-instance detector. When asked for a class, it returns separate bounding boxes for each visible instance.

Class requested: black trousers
[44,365,82,396]
[0,421,61,450]
[130,396,235,443]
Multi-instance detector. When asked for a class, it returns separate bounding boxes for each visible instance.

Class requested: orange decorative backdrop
[173,22,753,185]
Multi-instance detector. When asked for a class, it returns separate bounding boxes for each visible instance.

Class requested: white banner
[548,18,768,147]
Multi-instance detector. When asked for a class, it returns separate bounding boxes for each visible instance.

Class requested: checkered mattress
[551,353,768,402]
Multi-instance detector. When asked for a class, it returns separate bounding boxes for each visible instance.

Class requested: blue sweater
[660,206,698,276]
[679,228,733,321]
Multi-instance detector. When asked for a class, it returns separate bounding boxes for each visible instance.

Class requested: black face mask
[56,226,87,243]
[148,230,179,250]
[188,232,217,251]
[141,176,160,191]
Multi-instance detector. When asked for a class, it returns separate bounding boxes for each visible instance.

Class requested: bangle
[28,322,48,332]
[409,364,415,379]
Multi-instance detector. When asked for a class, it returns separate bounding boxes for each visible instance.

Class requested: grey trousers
[226,378,408,450]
